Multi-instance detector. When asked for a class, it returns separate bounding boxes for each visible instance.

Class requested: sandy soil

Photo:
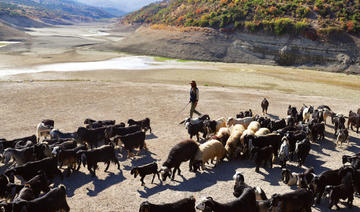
[0,23,360,212]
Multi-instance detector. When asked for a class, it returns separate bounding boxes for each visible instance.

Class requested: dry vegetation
[124,0,360,38]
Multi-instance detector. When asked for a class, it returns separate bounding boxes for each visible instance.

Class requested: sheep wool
[247,121,260,134]
[255,128,271,136]
[240,129,255,145]
[215,127,231,141]
[194,139,226,169]
[227,117,253,128]
[231,124,246,135]
[215,117,227,132]
[225,130,243,158]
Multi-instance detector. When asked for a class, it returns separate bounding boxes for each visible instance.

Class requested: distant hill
[123,0,360,39]
[0,0,115,29]
[101,7,127,17]
[0,21,28,40]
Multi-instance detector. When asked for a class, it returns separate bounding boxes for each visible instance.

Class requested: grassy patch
[154,56,195,62]
[0,43,7,46]
[154,56,175,62]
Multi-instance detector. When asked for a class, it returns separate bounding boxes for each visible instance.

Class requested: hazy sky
[76,0,160,12]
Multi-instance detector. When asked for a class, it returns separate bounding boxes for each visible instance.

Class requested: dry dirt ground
[0,23,360,212]
[0,75,360,212]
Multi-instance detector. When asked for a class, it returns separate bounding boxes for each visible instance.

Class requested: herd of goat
[0,99,360,211]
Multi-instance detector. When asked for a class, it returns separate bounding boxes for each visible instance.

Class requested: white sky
[76,0,160,12]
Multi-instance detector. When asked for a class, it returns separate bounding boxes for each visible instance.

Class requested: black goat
[12,184,70,212]
[325,172,354,210]
[160,139,199,181]
[104,125,141,139]
[4,157,63,183]
[348,111,360,133]
[77,144,120,176]
[0,135,37,153]
[128,118,152,134]
[270,189,313,212]
[332,114,346,135]
[244,134,282,158]
[186,121,207,141]
[295,138,311,167]
[310,166,354,204]
[13,185,36,202]
[196,187,257,212]
[236,109,253,118]
[285,130,306,159]
[342,155,360,169]
[84,119,115,129]
[308,122,325,142]
[251,145,273,173]
[233,172,268,200]
[53,144,88,174]
[269,119,286,132]
[77,127,108,148]
[139,196,195,212]
[113,131,146,158]
[50,129,77,140]
[131,162,160,186]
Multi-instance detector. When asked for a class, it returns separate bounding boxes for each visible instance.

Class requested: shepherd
[189,80,202,118]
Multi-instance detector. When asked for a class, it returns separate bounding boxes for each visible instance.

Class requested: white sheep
[36,122,53,142]
[240,129,255,145]
[247,121,260,134]
[214,127,231,145]
[231,124,246,135]
[320,108,333,124]
[193,139,226,170]
[225,130,243,159]
[255,128,271,136]
[226,117,253,128]
[215,117,226,132]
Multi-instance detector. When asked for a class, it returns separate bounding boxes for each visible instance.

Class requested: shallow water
[0,41,20,48]
[0,56,211,77]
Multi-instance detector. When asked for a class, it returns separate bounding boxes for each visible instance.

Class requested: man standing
[189,80,201,118]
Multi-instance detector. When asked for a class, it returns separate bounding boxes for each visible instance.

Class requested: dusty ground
[0,23,360,212]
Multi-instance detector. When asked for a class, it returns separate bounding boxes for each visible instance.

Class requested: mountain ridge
[123,0,360,40]
[0,0,116,29]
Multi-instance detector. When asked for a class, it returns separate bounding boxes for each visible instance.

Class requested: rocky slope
[118,0,360,73]
[0,21,29,40]
[114,25,360,74]
[0,0,115,28]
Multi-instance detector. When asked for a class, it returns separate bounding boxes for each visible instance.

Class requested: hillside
[0,20,28,40]
[123,0,360,39]
[0,0,115,28]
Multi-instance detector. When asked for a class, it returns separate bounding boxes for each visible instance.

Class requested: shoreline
[113,25,360,75]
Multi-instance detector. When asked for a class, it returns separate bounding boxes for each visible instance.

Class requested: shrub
[318,26,343,36]
[208,17,219,27]
[219,14,230,27]
[296,7,310,18]
[274,18,293,35]
[261,20,274,32]
[295,21,310,35]
[245,21,258,32]
[199,15,209,27]
[234,21,243,29]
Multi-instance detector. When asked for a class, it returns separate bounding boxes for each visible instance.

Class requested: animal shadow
[86,171,125,197]
[146,133,158,140]
[267,113,280,120]
[123,151,159,171]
